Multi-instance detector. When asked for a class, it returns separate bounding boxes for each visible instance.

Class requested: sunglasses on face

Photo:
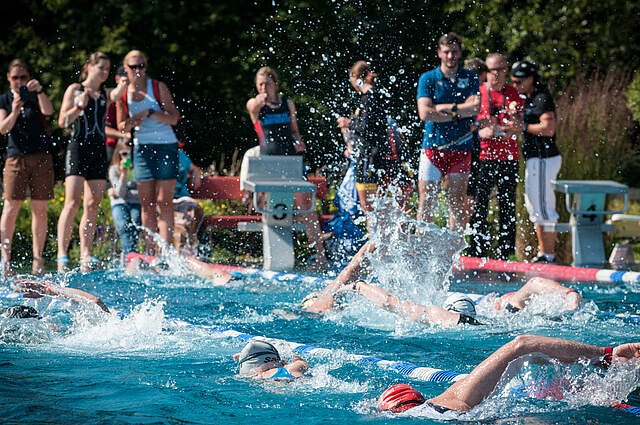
[10,75,28,81]
[120,151,131,157]
[127,63,145,71]
[511,78,523,84]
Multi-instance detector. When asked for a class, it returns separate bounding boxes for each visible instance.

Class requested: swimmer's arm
[46,284,110,314]
[286,355,309,377]
[184,257,234,286]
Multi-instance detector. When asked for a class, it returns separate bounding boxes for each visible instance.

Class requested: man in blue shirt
[416,33,480,234]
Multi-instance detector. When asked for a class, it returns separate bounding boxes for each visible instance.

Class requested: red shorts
[424,149,471,176]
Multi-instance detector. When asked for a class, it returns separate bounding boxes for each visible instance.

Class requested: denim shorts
[134,143,178,182]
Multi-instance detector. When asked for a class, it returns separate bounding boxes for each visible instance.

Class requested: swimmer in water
[12,278,109,313]
[125,254,237,286]
[302,274,582,327]
[377,335,640,415]
[233,340,309,380]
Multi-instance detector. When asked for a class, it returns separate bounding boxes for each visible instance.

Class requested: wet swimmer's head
[0,305,41,320]
[378,384,425,413]
[443,293,477,318]
[236,340,284,375]
[300,291,320,311]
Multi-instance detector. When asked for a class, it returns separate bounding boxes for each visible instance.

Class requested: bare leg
[417,179,439,222]
[0,199,22,276]
[57,176,85,271]
[429,335,607,411]
[30,200,48,274]
[294,192,327,265]
[506,277,582,311]
[536,225,557,255]
[155,179,176,247]
[137,180,158,254]
[447,173,471,235]
[79,179,106,269]
[355,281,460,327]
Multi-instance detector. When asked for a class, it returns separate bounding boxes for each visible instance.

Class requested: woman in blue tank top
[57,52,128,272]
[117,50,181,254]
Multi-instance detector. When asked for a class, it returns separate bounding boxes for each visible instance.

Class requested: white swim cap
[443,293,476,318]
[237,340,282,375]
[301,291,320,310]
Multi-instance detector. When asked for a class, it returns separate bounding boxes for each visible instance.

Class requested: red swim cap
[377,384,425,413]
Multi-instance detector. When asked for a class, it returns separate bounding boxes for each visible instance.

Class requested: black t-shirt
[0,91,50,157]
[522,84,560,160]
[349,89,389,157]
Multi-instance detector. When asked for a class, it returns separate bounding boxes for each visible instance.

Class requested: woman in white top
[117,50,181,254]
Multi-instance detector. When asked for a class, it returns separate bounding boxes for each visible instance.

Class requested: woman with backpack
[116,50,181,254]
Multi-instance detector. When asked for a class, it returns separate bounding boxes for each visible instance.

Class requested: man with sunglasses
[511,61,561,264]
[0,59,54,275]
[468,54,524,260]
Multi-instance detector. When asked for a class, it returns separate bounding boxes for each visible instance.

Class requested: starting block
[240,156,316,271]
[548,180,628,268]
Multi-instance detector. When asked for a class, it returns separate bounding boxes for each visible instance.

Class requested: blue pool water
[1,265,640,424]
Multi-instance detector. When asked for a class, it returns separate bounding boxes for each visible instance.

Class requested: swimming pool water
[1,266,639,424]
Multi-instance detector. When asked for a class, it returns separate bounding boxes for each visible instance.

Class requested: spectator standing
[246,66,328,267]
[511,61,561,263]
[336,61,412,222]
[108,140,141,256]
[117,50,181,255]
[105,66,131,163]
[416,33,480,234]
[0,59,54,275]
[57,52,127,272]
[173,144,204,255]
[468,54,524,260]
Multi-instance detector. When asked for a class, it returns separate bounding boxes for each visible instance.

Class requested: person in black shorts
[336,61,412,231]
[0,59,55,275]
[57,52,127,272]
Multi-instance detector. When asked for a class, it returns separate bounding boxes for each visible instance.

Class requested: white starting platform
[547,180,628,268]
[240,155,316,271]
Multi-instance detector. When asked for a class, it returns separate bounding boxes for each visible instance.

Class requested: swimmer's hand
[613,343,640,363]
[13,279,48,298]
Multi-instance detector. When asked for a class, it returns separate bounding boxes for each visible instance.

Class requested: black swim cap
[0,305,41,319]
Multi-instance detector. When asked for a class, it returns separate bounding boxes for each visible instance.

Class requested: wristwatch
[450,103,459,120]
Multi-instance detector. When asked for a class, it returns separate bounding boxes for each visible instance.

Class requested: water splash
[364,186,466,306]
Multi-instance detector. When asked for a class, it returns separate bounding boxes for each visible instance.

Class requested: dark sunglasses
[10,75,28,81]
[127,63,145,70]
[511,78,523,84]
[120,151,131,157]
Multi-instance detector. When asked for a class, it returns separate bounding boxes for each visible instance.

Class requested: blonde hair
[123,50,148,68]
[8,59,28,74]
[350,60,377,86]
[254,66,278,85]
[81,52,109,81]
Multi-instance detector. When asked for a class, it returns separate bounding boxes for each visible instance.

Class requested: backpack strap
[152,79,181,120]
[152,79,163,111]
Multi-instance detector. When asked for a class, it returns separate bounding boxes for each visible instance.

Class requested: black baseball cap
[511,61,538,78]
[116,66,127,77]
